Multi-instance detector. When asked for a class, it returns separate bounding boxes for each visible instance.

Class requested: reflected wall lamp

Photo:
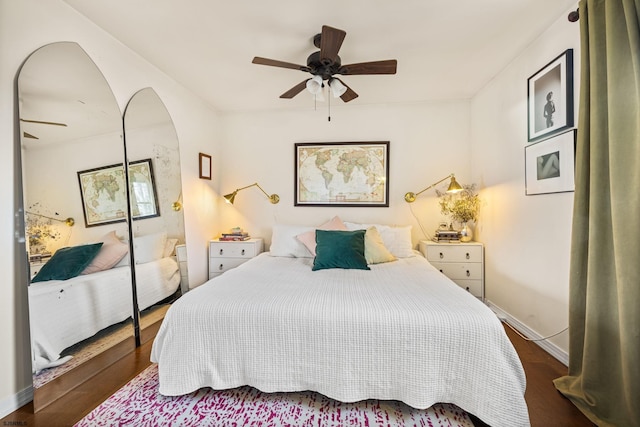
[172,192,183,211]
[26,211,75,226]
[223,182,280,205]
[404,173,462,203]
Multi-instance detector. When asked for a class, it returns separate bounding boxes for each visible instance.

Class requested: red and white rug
[75,364,474,426]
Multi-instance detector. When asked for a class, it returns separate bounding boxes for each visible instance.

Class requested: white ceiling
[63,0,578,113]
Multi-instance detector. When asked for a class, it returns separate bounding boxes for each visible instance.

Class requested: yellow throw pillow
[364,226,397,264]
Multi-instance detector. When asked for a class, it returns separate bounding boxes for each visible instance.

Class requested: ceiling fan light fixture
[305,75,323,95]
[328,78,347,98]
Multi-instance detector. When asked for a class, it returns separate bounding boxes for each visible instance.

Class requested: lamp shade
[329,78,347,98]
[446,176,463,193]
[305,75,323,95]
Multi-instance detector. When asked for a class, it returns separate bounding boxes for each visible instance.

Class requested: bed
[151,221,530,427]
[29,231,181,373]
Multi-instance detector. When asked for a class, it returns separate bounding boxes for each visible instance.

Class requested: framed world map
[77,158,159,227]
[294,142,390,207]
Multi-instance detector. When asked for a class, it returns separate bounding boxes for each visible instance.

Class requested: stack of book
[433,229,460,243]
[219,231,250,241]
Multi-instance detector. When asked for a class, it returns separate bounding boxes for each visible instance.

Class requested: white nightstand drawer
[430,262,482,281]
[452,279,483,298]
[424,245,482,263]
[209,241,261,258]
[209,257,248,274]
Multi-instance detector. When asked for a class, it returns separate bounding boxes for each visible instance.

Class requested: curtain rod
[568,8,579,22]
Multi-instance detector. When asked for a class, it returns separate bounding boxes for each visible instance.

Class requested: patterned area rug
[75,364,473,427]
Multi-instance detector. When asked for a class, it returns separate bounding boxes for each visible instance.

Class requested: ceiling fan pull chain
[328,89,331,122]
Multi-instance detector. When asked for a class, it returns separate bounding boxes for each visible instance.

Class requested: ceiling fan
[20,118,67,140]
[252,25,397,103]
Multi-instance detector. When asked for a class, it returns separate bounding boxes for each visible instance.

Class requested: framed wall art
[199,152,212,180]
[294,141,390,207]
[77,158,160,227]
[525,129,576,195]
[527,49,574,143]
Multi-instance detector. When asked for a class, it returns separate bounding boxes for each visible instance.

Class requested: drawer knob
[218,264,224,270]
[439,252,444,259]
[219,249,224,255]
[439,269,443,273]
[466,286,470,292]
[466,270,470,277]
[466,253,470,259]
[241,249,245,255]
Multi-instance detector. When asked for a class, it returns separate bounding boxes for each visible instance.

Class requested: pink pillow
[81,231,129,275]
[296,216,347,256]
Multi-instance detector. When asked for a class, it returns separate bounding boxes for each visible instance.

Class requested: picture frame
[525,129,576,196]
[199,153,212,180]
[128,159,160,221]
[77,158,160,227]
[527,49,574,143]
[294,141,390,207]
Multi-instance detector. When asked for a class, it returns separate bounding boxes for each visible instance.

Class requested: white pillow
[345,222,414,258]
[270,224,314,257]
[163,238,179,258]
[81,231,129,274]
[133,232,168,264]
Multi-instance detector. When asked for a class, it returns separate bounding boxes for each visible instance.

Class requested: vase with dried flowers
[25,208,63,255]
[436,184,480,242]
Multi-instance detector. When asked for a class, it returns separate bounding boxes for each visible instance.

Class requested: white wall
[470,9,580,360]
[217,101,472,247]
[0,0,221,416]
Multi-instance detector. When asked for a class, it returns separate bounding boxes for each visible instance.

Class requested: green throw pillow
[32,243,104,283]
[312,229,370,271]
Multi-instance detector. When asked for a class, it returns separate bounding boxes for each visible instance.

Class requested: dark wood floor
[1,322,594,427]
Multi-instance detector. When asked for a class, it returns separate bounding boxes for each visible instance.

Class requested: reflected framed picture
[525,130,576,195]
[527,49,574,143]
[128,159,160,220]
[199,153,212,180]
[294,141,390,207]
[77,158,160,227]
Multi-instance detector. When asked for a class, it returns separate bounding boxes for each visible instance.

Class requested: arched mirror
[123,87,186,343]
[18,42,131,410]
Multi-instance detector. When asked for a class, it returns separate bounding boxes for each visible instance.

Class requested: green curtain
[553,0,640,426]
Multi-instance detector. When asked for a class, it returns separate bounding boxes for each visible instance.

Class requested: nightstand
[420,241,484,300]
[29,261,48,280]
[209,238,263,280]
[175,244,189,293]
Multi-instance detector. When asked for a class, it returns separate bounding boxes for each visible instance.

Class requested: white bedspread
[29,257,180,372]
[151,253,529,427]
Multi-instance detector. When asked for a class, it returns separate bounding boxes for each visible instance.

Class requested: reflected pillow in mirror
[312,229,370,271]
[133,232,168,264]
[32,243,103,282]
[81,231,129,275]
[163,238,178,258]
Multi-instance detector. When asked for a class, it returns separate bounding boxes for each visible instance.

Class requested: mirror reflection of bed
[18,42,187,410]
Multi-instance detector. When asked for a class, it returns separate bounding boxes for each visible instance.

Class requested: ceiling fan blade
[320,25,346,64]
[20,118,67,127]
[23,131,39,140]
[252,57,310,72]
[280,80,310,99]
[334,78,359,103]
[338,60,397,75]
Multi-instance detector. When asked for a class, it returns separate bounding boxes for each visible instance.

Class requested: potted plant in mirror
[436,184,480,242]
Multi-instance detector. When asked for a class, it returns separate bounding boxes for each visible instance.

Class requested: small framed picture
[527,49,574,143]
[525,129,576,196]
[199,153,212,180]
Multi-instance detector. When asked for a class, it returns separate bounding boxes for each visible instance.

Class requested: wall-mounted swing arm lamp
[172,192,183,211]
[223,182,280,205]
[404,173,463,203]
[26,211,75,226]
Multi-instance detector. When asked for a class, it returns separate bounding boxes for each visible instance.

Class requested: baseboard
[0,386,33,419]
[486,300,569,366]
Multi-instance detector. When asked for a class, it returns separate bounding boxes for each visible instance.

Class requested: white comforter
[29,257,180,372]
[151,253,529,427]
